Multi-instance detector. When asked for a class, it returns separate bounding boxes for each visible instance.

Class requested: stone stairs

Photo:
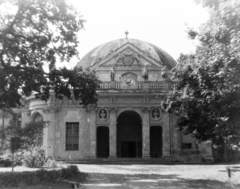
[63,158,173,165]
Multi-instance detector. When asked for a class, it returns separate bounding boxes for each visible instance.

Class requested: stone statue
[142,64,148,81]
[161,66,168,79]
[110,66,115,81]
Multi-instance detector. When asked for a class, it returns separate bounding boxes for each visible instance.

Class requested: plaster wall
[54,107,90,160]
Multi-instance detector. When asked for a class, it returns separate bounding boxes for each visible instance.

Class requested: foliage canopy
[0,0,100,109]
[169,0,240,147]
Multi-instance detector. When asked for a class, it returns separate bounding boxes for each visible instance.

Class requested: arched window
[32,113,44,145]
[33,113,44,123]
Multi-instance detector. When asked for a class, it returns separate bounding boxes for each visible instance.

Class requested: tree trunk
[223,139,227,161]
[12,152,14,172]
[1,112,4,153]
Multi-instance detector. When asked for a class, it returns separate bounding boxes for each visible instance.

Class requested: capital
[108,107,118,113]
[141,106,151,112]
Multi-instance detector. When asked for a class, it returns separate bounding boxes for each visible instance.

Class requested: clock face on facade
[151,108,162,121]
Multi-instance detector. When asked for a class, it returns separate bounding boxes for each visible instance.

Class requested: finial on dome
[125,30,129,39]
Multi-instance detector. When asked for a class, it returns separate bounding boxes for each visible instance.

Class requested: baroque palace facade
[21,37,213,162]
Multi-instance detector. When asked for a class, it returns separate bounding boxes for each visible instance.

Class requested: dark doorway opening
[117,111,142,158]
[97,126,109,158]
[121,141,136,157]
[150,126,162,158]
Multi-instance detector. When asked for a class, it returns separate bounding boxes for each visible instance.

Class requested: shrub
[0,158,12,167]
[0,165,81,187]
[0,171,40,187]
[44,157,58,168]
[61,165,80,179]
[36,169,62,183]
[17,147,48,168]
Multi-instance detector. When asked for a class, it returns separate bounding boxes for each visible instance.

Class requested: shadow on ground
[78,173,239,189]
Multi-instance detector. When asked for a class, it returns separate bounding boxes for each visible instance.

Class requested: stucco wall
[53,107,90,160]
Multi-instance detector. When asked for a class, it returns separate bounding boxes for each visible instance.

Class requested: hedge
[0,165,81,187]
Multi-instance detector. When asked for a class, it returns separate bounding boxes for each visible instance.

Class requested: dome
[76,38,177,69]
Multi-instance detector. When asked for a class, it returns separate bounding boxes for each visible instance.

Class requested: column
[142,107,150,158]
[109,108,117,158]
[89,108,97,158]
[45,89,57,159]
[45,109,56,159]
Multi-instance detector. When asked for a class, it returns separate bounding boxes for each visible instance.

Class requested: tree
[4,120,46,170]
[0,0,100,110]
[168,0,240,148]
[0,108,12,152]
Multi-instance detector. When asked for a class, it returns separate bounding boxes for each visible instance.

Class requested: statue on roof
[142,64,149,81]
[110,66,116,81]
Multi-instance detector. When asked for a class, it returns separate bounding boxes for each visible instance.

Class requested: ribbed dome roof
[76,38,177,69]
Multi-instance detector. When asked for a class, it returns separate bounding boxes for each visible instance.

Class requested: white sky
[66,0,208,68]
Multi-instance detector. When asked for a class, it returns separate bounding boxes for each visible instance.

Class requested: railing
[99,81,178,90]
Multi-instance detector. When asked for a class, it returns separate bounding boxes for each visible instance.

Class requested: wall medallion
[151,108,162,121]
[98,108,109,121]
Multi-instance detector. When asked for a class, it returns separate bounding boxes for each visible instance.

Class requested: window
[182,143,192,149]
[33,113,44,123]
[66,122,79,151]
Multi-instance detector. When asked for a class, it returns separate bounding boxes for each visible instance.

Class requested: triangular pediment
[93,42,163,68]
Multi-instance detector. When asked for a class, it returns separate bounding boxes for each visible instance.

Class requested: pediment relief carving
[115,48,141,67]
[100,47,159,68]
[121,72,137,81]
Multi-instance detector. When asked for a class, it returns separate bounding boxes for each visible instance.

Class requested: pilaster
[43,89,58,159]
[109,107,118,158]
[141,107,151,158]
[88,107,97,158]
[162,112,170,156]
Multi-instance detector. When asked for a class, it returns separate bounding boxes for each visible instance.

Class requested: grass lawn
[1,181,70,189]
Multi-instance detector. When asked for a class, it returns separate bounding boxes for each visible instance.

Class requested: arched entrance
[117,111,142,158]
[150,126,162,158]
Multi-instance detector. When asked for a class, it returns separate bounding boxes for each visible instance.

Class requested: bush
[0,165,81,187]
[0,171,40,187]
[0,157,12,167]
[61,165,80,179]
[36,169,62,183]
[16,147,48,168]
[44,157,58,168]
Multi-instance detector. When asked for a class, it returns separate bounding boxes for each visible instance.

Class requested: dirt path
[75,164,240,189]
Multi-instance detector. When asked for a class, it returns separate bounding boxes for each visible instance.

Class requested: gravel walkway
[75,164,240,189]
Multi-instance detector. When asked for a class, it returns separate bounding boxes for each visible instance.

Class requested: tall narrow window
[66,122,79,151]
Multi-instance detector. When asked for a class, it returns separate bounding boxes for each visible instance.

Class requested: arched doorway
[97,126,109,158]
[117,111,142,158]
[150,126,162,158]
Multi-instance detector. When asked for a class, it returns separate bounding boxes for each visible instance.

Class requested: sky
[66,0,209,68]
